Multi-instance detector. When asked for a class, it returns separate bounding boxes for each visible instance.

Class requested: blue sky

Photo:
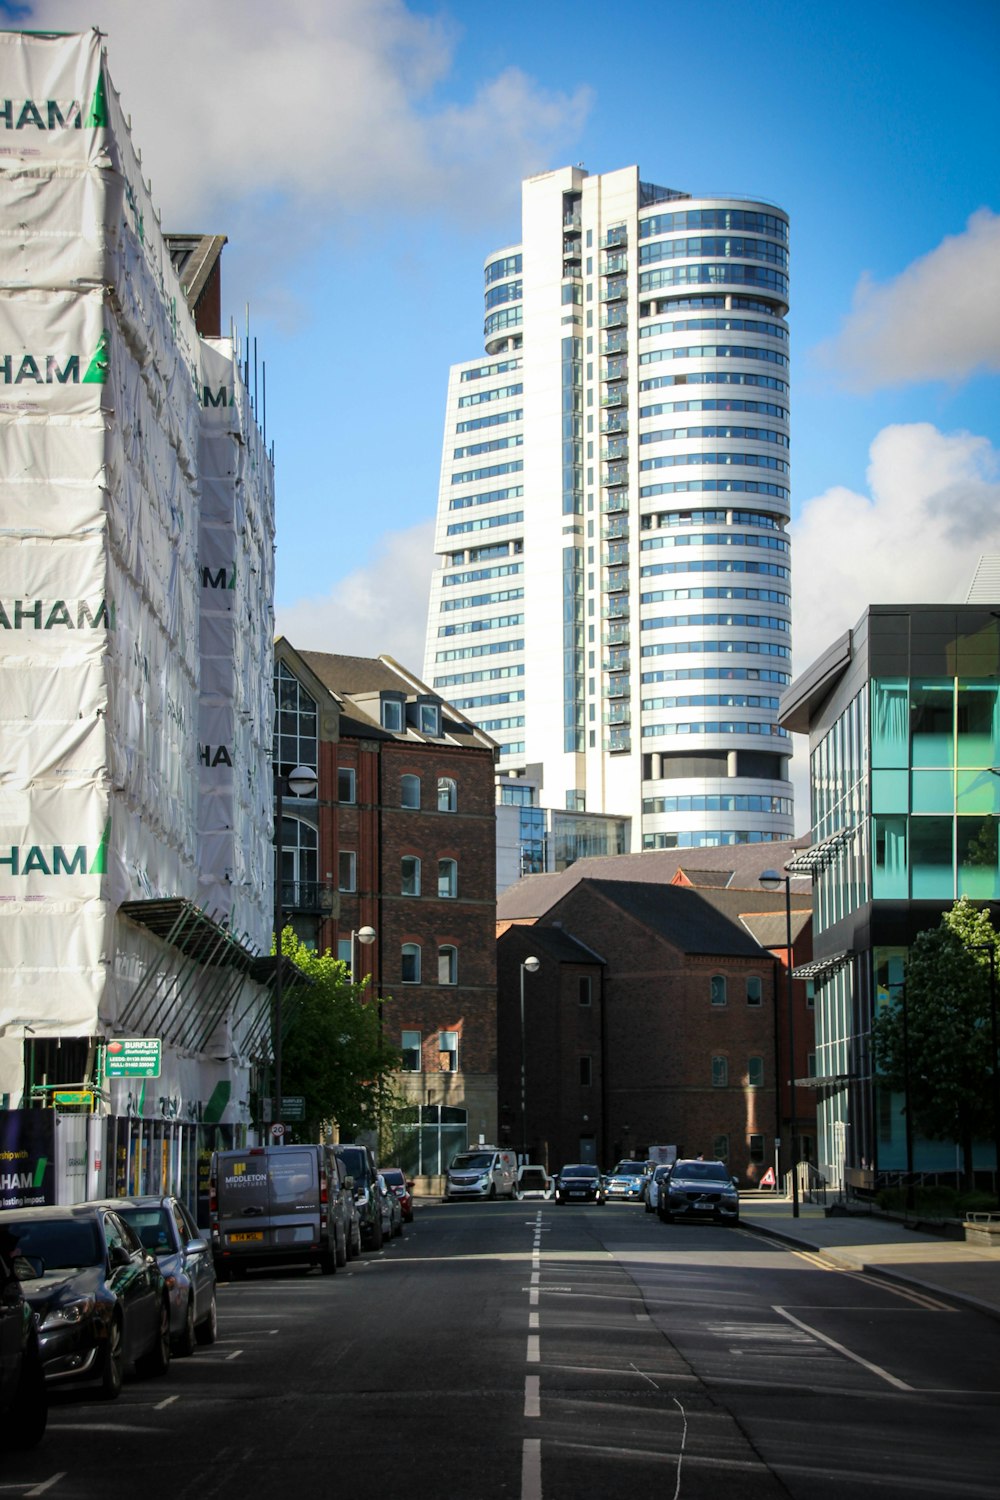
[8,0,1000,697]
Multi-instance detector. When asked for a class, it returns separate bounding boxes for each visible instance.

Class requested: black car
[4,1204,172,1399]
[658,1159,740,1225]
[554,1164,605,1204]
[0,1227,46,1448]
[332,1143,383,1250]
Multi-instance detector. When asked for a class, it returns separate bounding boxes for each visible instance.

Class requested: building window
[274,659,318,772]
[337,767,356,804]
[713,1134,729,1161]
[337,938,351,965]
[401,1030,422,1072]
[438,858,458,898]
[382,697,403,731]
[439,1030,459,1071]
[807,1052,817,1077]
[401,774,421,809]
[579,1055,592,1087]
[276,814,317,911]
[746,976,762,1006]
[338,851,356,893]
[418,702,441,736]
[712,1055,728,1088]
[749,1133,766,1164]
[579,976,592,1006]
[437,777,457,812]
[806,980,815,1009]
[401,943,421,984]
[438,945,458,984]
[401,856,421,896]
[748,1056,764,1088]
[710,975,727,1006]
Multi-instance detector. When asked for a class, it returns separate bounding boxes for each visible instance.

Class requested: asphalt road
[6,1199,1000,1499]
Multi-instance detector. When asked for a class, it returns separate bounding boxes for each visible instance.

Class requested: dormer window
[417,701,441,737]
[381,695,404,731]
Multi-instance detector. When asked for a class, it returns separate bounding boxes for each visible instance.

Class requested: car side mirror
[14,1254,44,1281]
[186,1237,209,1256]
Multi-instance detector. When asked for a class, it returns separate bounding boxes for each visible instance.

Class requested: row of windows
[434,637,524,663]
[401,945,457,986]
[639,316,787,342]
[640,452,790,474]
[453,434,523,460]
[432,664,524,687]
[639,264,788,296]
[640,639,792,659]
[484,306,524,336]
[640,508,785,532]
[451,460,524,487]
[642,611,789,632]
[640,720,787,738]
[398,856,458,898]
[449,689,525,709]
[640,589,789,608]
[638,209,788,241]
[460,355,520,379]
[638,478,790,500]
[641,692,780,710]
[442,564,523,588]
[643,829,782,847]
[485,279,522,309]
[400,1027,461,1071]
[446,511,524,536]
[640,398,788,421]
[498,741,525,755]
[441,587,523,611]
[639,371,788,395]
[640,294,783,319]
[457,383,523,407]
[439,612,524,637]
[640,425,788,448]
[640,531,790,553]
[478,715,525,732]
[638,344,788,368]
[640,562,790,582]
[449,485,524,512]
[643,794,793,814]
[484,255,522,286]
[640,666,790,685]
[337,771,459,812]
[455,407,523,433]
[712,1056,766,1087]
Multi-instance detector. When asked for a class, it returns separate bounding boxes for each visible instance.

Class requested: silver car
[644,1164,673,1214]
[95,1196,217,1353]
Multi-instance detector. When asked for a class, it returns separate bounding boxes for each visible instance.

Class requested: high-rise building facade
[424,164,794,851]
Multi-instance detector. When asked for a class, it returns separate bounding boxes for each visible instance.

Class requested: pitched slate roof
[558,879,778,958]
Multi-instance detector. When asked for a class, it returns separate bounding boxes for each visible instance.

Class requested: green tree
[275,928,401,1143]
[871,897,998,1187]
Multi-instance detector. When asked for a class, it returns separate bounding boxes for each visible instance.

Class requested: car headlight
[42,1296,95,1328]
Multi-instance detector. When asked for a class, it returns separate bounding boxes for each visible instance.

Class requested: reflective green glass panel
[956,683,1000,767]
[909,680,953,767]
[871,679,908,768]
[910,769,954,814]
[872,814,907,898]
[957,816,1000,899]
[909,816,953,898]
[871,769,908,814]
[956,769,1000,816]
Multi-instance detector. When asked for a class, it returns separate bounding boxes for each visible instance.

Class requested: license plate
[228,1231,263,1243]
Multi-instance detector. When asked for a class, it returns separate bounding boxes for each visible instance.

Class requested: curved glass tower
[424,164,793,851]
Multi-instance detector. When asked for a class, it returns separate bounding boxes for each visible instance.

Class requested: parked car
[644,1164,673,1214]
[333,1155,363,1256]
[445,1146,517,1201]
[554,1164,604,1204]
[3,1204,171,1399]
[0,1227,46,1448]
[209,1144,348,1277]
[333,1143,383,1250]
[658,1159,741,1225]
[603,1159,650,1202]
[91,1196,216,1354]
[380,1167,414,1223]
[377,1174,403,1239]
[515,1165,553,1200]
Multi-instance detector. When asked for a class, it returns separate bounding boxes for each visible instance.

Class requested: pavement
[739,1194,1000,1321]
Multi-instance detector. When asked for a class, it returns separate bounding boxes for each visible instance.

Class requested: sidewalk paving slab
[740,1196,1000,1322]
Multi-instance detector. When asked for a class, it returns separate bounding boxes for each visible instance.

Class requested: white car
[515,1166,552,1200]
[644,1164,673,1214]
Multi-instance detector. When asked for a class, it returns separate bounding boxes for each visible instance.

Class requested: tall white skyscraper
[424,165,793,852]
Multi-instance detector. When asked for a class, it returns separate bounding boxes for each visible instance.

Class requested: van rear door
[266,1150,322,1251]
[216,1149,321,1257]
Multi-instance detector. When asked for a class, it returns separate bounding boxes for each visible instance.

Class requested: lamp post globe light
[351,925,377,985]
[759,867,799,1218]
[519,956,540,1159]
[273,764,318,1143]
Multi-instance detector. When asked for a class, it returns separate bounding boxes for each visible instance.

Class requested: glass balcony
[603,489,628,513]
[604,461,628,486]
[603,597,630,619]
[606,728,632,753]
[600,306,628,329]
[606,673,631,698]
[604,647,630,670]
[602,330,628,355]
[602,251,628,274]
[601,411,628,435]
[602,438,628,461]
[603,625,630,647]
[600,276,628,302]
[601,383,628,407]
[602,516,629,539]
[604,704,631,726]
[604,541,629,565]
[603,356,628,381]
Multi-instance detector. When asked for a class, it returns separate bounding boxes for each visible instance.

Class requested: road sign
[760,1166,776,1188]
[282,1096,305,1120]
[105,1038,161,1078]
[270,1122,286,1139]
[54,1090,93,1108]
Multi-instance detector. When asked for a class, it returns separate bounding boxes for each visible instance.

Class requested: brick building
[498,846,814,1185]
[273,642,498,1183]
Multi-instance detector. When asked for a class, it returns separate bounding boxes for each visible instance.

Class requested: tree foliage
[274,928,401,1143]
[871,898,998,1184]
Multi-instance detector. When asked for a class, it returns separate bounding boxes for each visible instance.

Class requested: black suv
[332,1144,383,1250]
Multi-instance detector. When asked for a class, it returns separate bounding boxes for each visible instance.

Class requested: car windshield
[115,1207,173,1254]
[5,1217,103,1268]
[610,1161,646,1175]
[675,1161,730,1181]
[381,1169,405,1187]
[561,1165,597,1179]
[452,1153,493,1171]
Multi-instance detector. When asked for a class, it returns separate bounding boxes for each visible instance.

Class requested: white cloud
[816,209,1000,388]
[20,0,590,228]
[275,518,435,675]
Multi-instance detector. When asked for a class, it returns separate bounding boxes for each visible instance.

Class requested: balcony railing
[278,880,334,915]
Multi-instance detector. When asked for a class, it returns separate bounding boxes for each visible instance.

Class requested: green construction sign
[105,1038,161,1078]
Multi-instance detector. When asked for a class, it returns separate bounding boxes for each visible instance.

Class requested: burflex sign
[0,1110,55,1210]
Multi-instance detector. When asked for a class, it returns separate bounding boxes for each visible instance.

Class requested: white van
[445,1146,518,1201]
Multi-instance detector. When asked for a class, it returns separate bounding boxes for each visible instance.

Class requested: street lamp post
[759,868,799,1218]
[519,956,540,1159]
[350,926,377,987]
[273,764,318,1142]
